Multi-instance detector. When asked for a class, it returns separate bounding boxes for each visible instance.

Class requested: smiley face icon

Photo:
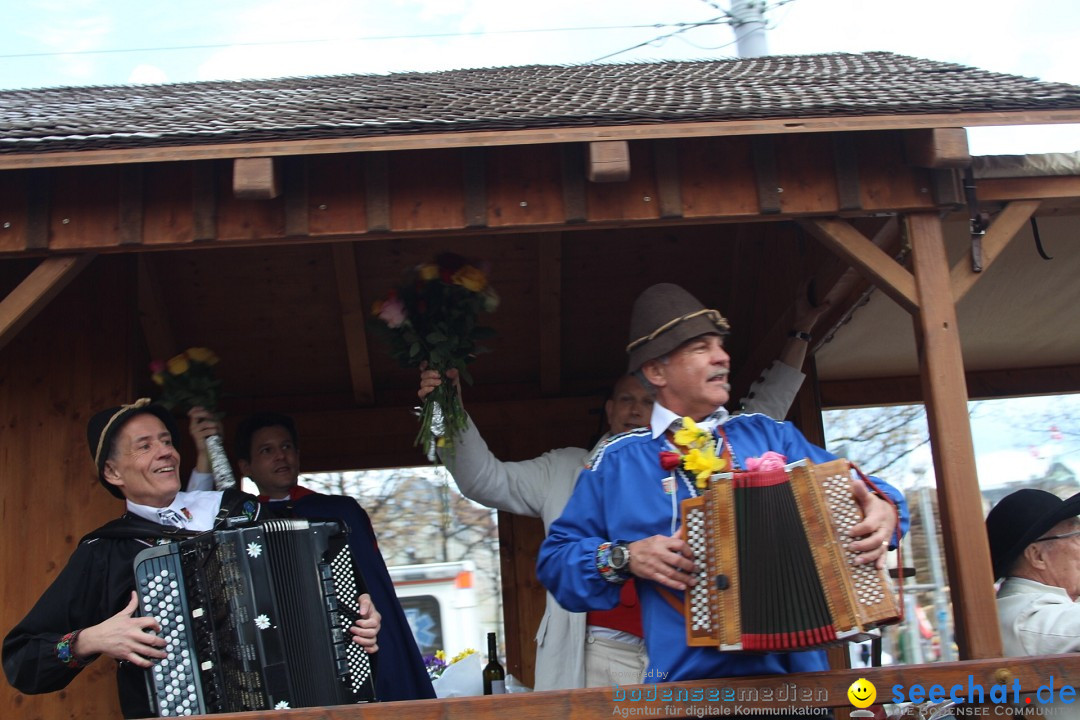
[848,678,876,708]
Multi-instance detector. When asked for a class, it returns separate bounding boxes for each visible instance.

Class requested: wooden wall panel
[0,256,135,720]
[679,136,759,218]
[486,145,564,227]
[0,170,29,253]
[142,162,196,245]
[857,132,935,211]
[216,161,286,241]
[389,148,466,232]
[48,166,119,250]
[584,142,661,222]
[774,134,840,214]
[307,154,367,236]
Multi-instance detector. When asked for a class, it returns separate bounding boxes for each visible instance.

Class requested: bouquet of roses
[370,253,498,460]
[150,347,235,489]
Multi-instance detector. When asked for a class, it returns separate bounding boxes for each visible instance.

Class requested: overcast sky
[3,0,1079,154]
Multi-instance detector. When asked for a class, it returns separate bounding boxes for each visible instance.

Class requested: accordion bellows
[681,458,900,651]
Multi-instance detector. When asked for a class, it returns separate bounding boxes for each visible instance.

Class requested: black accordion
[133,518,377,716]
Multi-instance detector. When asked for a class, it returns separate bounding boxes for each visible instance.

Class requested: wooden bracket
[0,254,95,352]
[586,141,630,183]
[233,157,281,199]
[951,200,1041,303]
[904,128,971,169]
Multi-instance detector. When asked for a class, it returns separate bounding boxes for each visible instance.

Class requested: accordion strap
[655,585,685,617]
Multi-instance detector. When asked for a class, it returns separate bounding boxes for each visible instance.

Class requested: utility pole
[730,0,769,57]
[916,468,956,661]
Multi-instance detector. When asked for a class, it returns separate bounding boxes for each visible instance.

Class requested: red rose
[659,451,682,472]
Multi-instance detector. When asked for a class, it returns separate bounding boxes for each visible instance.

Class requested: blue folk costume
[537,411,909,683]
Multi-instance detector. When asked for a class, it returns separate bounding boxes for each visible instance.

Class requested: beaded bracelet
[788,330,812,342]
[594,541,627,584]
[56,630,87,668]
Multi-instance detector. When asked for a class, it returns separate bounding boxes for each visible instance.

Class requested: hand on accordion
[848,478,899,570]
[628,535,699,591]
[76,591,168,668]
[348,593,381,654]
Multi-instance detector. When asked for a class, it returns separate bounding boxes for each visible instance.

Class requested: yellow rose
[417,263,440,281]
[451,265,487,292]
[151,372,165,386]
[167,354,190,376]
[683,448,726,487]
[673,417,708,449]
[185,347,218,365]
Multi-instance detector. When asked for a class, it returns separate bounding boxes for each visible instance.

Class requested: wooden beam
[182,655,1080,719]
[904,127,971,168]
[117,164,144,246]
[136,254,177,363]
[820,364,1080,408]
[586,140,631,183]
[907,211,1002,660]
[652,139,683,219]
[192,162,217,241]
[4,109,1080,170]
[831,134,861,211]
[951,199,1041,303]
[0,255,94,352]
[976,175,1080,202]
[233,157,281,199]
[800,217,919,315]
[751,136,782,214]
[559,144,587,224]
[363,153,390,232]
[537,233,562,396]
[331,243,375,406]
[462,147,488,228]
[25,169,50,250]
[283,156,310,237]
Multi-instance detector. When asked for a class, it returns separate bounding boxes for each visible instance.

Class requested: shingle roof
[3,51,1080,155]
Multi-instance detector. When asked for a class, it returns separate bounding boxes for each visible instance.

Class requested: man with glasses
[986,488,1080,655]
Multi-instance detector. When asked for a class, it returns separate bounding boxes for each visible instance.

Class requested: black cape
[2,489,261,719]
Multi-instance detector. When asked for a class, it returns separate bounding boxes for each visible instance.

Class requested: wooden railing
[201,656,1080,719]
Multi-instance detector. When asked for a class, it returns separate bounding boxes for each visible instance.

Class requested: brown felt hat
[86,398,179,499]
[625,283,729,373]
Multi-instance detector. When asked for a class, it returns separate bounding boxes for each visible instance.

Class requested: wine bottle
[482,631,506,695]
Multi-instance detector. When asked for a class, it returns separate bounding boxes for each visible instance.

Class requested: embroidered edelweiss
[254,614,271,630]
[274,700,291,710]
[246,542,263,558]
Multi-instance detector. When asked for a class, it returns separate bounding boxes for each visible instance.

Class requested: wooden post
[906,211,1002,659]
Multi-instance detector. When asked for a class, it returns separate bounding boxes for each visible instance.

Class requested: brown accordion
[680,458,900,651]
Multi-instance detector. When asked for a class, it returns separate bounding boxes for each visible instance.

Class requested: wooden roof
[3,52,1080,166]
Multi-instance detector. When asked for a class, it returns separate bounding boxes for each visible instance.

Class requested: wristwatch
[610,542,631,573]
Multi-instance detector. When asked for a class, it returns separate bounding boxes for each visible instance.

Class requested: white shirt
[649,402,729,439]
[126,490,225,532]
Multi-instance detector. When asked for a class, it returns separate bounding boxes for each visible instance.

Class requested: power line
[0,22,726,61]
[590,15,730,63]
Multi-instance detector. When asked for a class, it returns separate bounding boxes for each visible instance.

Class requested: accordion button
[715,574,730,590]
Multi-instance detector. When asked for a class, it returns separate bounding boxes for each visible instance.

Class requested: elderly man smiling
[537,283,908,692]
[2,399,381,718]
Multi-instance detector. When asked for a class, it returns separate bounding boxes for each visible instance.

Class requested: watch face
[611,544,629,569]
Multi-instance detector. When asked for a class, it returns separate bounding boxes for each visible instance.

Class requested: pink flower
[377,296,408,328]
[149,359,166,374]
[744,451,787,472]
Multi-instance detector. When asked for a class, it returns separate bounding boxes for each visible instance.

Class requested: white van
[389,560,482,659]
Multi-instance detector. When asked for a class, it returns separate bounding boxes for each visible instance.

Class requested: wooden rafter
[136,255,178,362]
[800,217,919,315]
[537,233,563,396]
[331,243,375,406]
[0,254,94,353]
[951,199,1042,303]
